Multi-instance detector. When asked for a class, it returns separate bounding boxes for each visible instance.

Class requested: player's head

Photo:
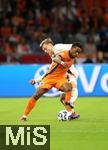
[70,42,83,58]
[40,38,54,54]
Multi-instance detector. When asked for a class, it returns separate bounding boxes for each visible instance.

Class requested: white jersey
[53,44,78,82]
[53,44,72,54]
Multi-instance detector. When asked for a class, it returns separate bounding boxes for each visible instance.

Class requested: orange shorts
[38,76,68,90]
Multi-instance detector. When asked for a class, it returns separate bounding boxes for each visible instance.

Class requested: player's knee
[65,83,72,92]
[60,82,72,92]
[33,88,48,99]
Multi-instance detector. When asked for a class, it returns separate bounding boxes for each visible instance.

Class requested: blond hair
[40,38,54,47]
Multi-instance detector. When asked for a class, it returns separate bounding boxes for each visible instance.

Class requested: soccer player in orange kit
[20,38,82,121]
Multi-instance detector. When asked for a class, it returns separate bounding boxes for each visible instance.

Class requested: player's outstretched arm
[29,79,36,85]
[29,77,42,85]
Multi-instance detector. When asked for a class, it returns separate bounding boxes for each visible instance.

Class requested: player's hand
[61,61,69,68]
[29,79,36,85]
[29,78,42,85]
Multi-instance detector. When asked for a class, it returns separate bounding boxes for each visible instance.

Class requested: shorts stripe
[43,64,59,78]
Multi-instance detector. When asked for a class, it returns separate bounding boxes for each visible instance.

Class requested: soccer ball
[58,109,70,121]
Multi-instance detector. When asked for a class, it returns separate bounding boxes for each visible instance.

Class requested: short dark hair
[40,38,54,47]
[72,42,83,50]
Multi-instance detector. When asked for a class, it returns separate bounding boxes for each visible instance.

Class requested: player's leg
[70,81,78,112]
[60,86,79,119]
[59,82,80,119]
[68,65,79,111]
[60,93,65,105]
[60,82,72,104]
[56,80,73,115]
[20,88,49,121]
[60,92,74,111]
[67,72,79,119]
[60,83,73,113]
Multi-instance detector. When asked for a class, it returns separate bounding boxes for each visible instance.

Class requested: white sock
[67,111,72,116]
[23,115,27,118]
[70,88,78,105]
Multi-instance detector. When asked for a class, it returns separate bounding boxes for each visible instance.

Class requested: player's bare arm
[52,55,69,68]
[29,75,44,85]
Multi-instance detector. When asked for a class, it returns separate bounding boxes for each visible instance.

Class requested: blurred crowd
[0,0,108,64]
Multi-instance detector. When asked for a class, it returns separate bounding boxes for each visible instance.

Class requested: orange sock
[65,91,71,102]
[65,91,72,112]
[65,105,72,112]
[24,97,36,116]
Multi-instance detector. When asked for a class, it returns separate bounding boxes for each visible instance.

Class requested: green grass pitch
[0,97,108,150]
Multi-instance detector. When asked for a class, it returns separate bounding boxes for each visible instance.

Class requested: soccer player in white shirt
[53,43,79,113]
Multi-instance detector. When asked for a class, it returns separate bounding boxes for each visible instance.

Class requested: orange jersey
[43,50,74,79]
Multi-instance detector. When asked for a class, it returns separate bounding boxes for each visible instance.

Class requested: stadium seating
[0,54,7,63]
[20,54,51,64]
